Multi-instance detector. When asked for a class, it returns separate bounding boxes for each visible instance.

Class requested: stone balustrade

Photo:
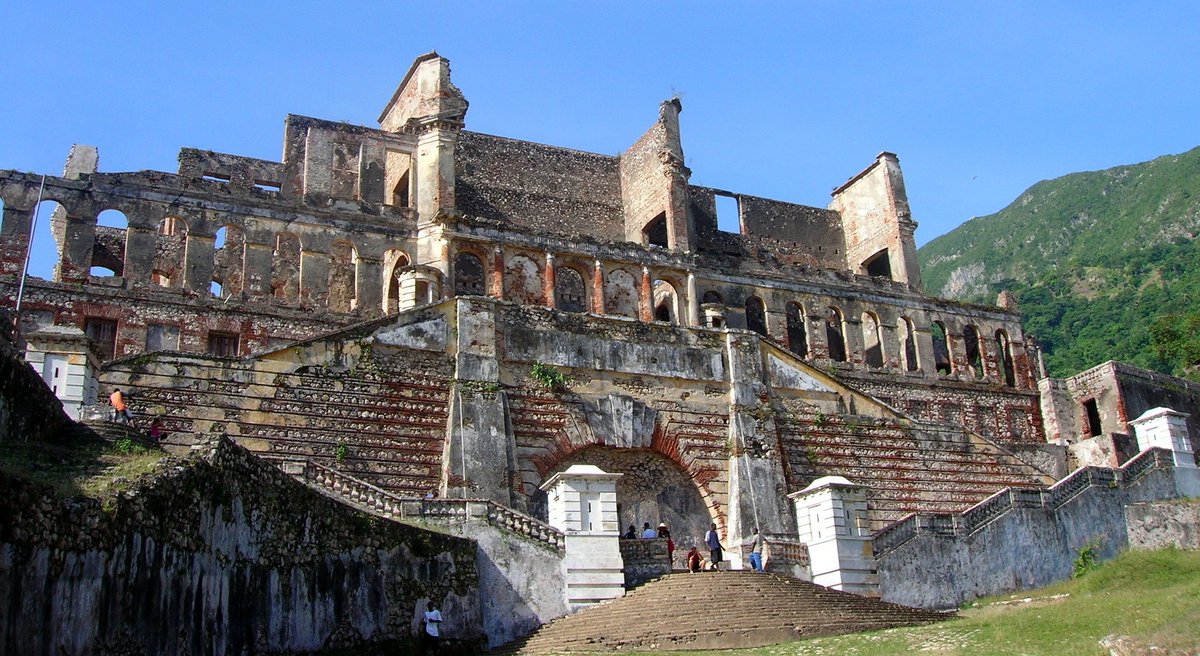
[873,447,1174,557]
[302,460,565,551]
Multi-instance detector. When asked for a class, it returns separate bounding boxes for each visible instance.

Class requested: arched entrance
[535,446,712,563]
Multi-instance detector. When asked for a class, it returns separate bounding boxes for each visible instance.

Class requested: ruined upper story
[0,52,1031,394]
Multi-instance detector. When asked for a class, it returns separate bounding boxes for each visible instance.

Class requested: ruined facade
[1,53,1064,558]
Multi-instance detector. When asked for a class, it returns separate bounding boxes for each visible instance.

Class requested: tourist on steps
[746,527,765,572]
[686,546,703,573]
[109,388,133,425]
[705,523,723,571]
[658,523,675,564]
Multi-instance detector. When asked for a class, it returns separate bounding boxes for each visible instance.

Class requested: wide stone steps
[67,419,161,450]
[490,571,950,654]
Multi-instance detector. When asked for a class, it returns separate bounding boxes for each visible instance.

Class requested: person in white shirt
[423,600,443,654]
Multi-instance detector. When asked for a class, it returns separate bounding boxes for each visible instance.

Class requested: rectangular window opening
[207,331,241,358]
[714,193,740,234]
[254,180,281,193]
[1083,398,1102,437]
[84,318,118,361]
[201,173,231,184]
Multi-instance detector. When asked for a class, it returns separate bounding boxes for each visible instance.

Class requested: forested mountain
[918,146,1200,379]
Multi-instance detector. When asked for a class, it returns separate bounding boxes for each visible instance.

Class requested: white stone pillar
[685,272,700,327]
[23,327,100,420]
[1130,407,1200,496]
[541,465,625,611]
[788,476,878,597]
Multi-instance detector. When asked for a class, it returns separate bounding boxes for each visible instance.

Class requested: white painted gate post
[541,464,626,611]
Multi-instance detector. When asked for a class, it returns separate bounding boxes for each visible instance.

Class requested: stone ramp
[490,571,951,654]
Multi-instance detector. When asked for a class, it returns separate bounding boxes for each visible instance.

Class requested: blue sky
[3,2,1199,278]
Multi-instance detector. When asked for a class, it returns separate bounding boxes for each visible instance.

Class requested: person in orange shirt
[109,388,132,424]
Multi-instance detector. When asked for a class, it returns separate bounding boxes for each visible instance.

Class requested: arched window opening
[328,240,358,312]
[745,296,767,336]
[932,321,952,375]
[643,212,668,249]
[786,302,808,358]
[384,250,410,313]
[604,268,639,318]
[862,249,892,279]
[152,216,188,288]
[826,308,847,363]
[212,225,244,297]
[271,232,301,303]
[701,291,725,328]
[90,208,128,277]
[862,312,884,368]
[555,266,588,313]
[996,330,1016,387]
[454,252,486,296]
[963,325,984,379]
[900,317,919,372]
[504,254,544,306]
[653,280,680,324]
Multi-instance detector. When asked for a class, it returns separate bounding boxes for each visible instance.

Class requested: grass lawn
[0,438,166,499]
[635,548,1200,656]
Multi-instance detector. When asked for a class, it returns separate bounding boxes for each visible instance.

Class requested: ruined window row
[444,242,1026,386]
[40,203,378,312]
[745,298,1022,387]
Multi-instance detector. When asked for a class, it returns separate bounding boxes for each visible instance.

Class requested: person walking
[704,522,723,571]
[109,388,132,425]
[747,526,765,572]
[423,600,443,655]
[658,523,675,564]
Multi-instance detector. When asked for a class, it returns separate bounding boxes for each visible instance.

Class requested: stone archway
[536,446,712,563]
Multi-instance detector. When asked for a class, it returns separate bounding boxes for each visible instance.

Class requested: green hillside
[918,147,1200,379]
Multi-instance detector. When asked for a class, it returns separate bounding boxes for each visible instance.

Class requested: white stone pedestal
[789,475,878,596]
[1130,407,1200,497]
[23,327,100,420]
[541,464,625,611]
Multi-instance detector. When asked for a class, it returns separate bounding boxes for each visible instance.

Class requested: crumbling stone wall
[455,132,624,239]
[0,437,482,655]
[1040,361,1200,458]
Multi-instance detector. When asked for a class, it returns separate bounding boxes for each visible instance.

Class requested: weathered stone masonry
[0,437,482,656]
[0,51,1069,585]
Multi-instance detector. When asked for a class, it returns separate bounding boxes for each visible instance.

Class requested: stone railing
[302,460,564,552]
[762,536,810,577]
[873,447,1174,558]
[619,538,672,588]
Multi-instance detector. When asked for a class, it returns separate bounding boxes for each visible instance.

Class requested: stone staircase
[298,459,565,551]
[782,418,1052,526]
[489,571,951,654]
[58,417,160,450]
